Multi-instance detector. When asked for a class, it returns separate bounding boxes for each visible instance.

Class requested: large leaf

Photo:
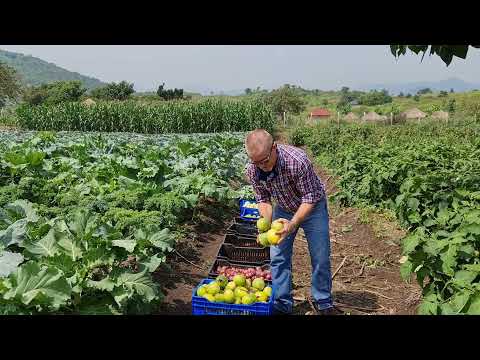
[147,229,174,252]
[85,277,116,292]
[5,200,39,223]
[57,231,84,261]
[113,268,158,307]
[138,253,166,273]
[2,262,71,310]
[0,219,27,247]
[111,239,137,253]
[0,251,24,277]
[24,228,61,258]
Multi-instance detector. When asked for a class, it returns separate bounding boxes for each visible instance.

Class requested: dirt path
[155,130,421,315]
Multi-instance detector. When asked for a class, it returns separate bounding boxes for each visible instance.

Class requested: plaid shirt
[245,144,326,213]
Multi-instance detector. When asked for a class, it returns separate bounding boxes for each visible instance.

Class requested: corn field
[15,99,275,134]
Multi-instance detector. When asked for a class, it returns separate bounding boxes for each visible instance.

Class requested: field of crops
[290,121,480,314]
[0,130,254,314]
[14,98,275,134]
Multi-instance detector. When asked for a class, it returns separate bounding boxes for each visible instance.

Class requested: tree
[413,95,420,102]
[438,90,448,97]
[91,81,135,101]
[336,99,351,115]
[450,88,455,93]
[446,99,456,113]
[245,88,252,95]
[23,80,86,106]
[266,85,306,116]
[0,62,22,107]
[358,90,392,106]
[322,99,329,106]
[417,88,432,95]
[398,92,405,97]
[156,83,183,101]
[406,93,412,98]
[390,45,480,66]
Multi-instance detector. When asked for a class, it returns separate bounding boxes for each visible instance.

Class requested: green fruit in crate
[263,286,272,297]
[235,298,242,304]
[203,293,216,302]
[258,233,270,247]
[197,284,208,297]
[216,275,228,289]
[234,287,248,299]
[245,278,252,289]
[256,218,270,233]
[214,293,225,302]
[255,291,263,298]
[226,281,236,291]
[252,278,266,291]
[224,289,235,303]
[207,282,221,295]
[233,274,246,287]
[241,293,257,305]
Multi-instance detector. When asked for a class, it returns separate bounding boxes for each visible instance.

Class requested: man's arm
[258,202,273,223]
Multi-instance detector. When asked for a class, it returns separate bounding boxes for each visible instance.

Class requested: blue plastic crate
[239,199,260,221]
[192,279,275,316]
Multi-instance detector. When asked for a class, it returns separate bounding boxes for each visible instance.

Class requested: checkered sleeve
[245,165,271,203]
[296,160,324,204]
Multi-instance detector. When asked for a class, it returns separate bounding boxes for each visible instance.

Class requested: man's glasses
[249,142,275,166]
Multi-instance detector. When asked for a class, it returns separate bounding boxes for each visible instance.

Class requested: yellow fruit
[263,286,272,297]
[207,282,221,295]
[241,293,257,305]
[203,293,215,302]
[258,233,270,247]
[196,285,207,297]
[271,220,284,232]
[267,229,281,245]
[256,218,270,233]
[214,293,225,303]
[234,287,248,299]
[224,289,235,303]
[226,281,236,291]
[257,293,269,302]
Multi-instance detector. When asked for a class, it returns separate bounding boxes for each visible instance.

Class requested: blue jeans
[270,197,332,313]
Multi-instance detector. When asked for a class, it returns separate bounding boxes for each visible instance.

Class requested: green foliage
[23,80,86,106]
[265,84,306,115]
[90,81,135,101]
[0,62,22,107]
[358,90,393,106]
[0,131,252,313]
[156,83,183,100]
[390,45,480,66]
[295,121,480,314]
[15,98,275,134]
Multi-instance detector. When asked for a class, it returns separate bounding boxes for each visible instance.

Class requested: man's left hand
[274,218,298,244]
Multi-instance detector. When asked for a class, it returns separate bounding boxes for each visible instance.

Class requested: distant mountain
[358,78,480,95]
[0,49,106,90]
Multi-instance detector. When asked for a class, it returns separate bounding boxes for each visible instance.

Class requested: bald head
[245,129,273,157]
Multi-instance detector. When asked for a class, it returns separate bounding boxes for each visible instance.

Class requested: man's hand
[274,218,298,244]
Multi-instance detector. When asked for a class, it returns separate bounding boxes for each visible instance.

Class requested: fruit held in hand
[258,233,270,247]
[267,229,281,245]
[256,218,270,232]
[271,220,284,232]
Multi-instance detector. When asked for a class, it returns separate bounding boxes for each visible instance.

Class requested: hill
[0,49,106,90]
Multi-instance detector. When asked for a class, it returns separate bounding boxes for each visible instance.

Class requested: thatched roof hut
[82,98,96,106]
[343,112,359,121]
[400,107,427,120]
[431,110,449,120]
[361,111,384,122]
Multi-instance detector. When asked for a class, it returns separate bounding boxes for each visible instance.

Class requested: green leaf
[407,197,420,211]
[418,294,438,315]
[454,270,477,284]
[0,219,27,247]
[114,268,158,306]
[85,277,115,292]
[440,245,458,276]
[3,262,71,310]
[111,239,136,253]
[138,253,166,273]
[400,259,413,280]
[57,232,83,261]
[0,251,24,277]
[402,234,421,254]
[24,228,60,258]
[5,200,40,223]
[466,293,480,314]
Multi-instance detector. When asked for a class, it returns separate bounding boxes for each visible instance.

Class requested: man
[245,128,341,315]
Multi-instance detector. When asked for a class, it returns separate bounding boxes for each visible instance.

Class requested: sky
[1,45,480,93]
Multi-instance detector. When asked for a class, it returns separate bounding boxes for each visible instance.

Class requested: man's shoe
[305,305,344,315]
